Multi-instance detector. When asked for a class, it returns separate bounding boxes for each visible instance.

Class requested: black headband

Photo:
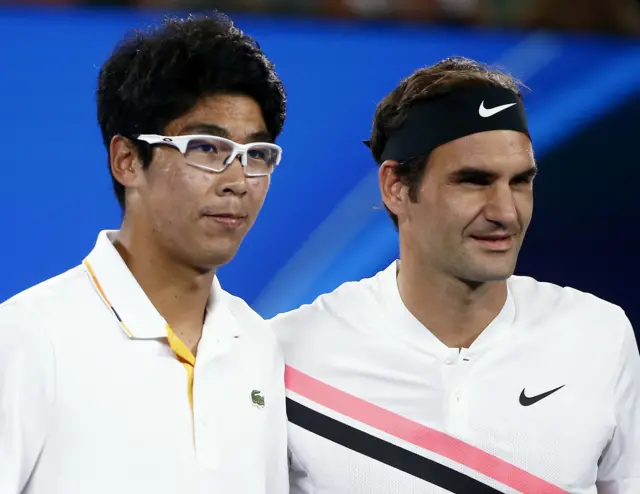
[366,85,530,164]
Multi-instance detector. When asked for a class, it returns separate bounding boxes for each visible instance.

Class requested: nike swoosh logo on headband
[479,101,517,118]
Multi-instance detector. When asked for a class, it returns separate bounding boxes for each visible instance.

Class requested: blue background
[1,8,638,336]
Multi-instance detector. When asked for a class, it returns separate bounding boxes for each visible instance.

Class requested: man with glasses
[0,13,288,494]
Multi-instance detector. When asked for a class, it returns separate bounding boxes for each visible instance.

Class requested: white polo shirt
[0,231,288,494]
[272,261,640,494]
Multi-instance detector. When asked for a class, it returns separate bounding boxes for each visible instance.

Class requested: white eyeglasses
[135,134,282,177]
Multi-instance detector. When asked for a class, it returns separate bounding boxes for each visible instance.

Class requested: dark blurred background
[0,0,638,342]
[6,0,640,35]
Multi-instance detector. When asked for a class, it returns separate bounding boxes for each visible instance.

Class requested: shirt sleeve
[0,306,56,494]
[596,314,640,494]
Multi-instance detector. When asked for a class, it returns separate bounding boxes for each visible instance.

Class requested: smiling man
[0,13,288,494]
[272,57,639,493]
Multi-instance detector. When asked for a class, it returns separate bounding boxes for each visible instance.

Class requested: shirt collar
[84,230,239,340]
[378,260,515,357]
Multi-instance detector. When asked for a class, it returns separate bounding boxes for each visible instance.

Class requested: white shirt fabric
[272,261,640,494]
[0,230,289,494]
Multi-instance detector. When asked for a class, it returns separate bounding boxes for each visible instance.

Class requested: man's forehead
[432,131,533,167]
[448,130,530,152]
[167,94,267,135]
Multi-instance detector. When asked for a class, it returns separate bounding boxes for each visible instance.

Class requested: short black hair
[369,56,523,228]
[97,13,287,209]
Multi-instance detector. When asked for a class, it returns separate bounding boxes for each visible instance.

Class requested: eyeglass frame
[134,133,283,177]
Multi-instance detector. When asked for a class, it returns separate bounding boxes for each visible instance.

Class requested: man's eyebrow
[179,123,230,138]
[447,164,537,182]
[246,130,273,143]
[514,166,538,181]
[178,124,272,143]
[448,167,499,181]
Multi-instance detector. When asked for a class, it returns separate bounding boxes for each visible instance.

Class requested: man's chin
[189,241,243,273]
[459,262,517,285]
[475,267,516,283]
[202,249,240,270]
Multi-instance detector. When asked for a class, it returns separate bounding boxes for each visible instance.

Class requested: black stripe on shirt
[287,398,504,494]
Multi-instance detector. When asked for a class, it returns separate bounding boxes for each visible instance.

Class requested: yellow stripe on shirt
[165,324,196,411]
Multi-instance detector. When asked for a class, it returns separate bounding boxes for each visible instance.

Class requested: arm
[596,315,640,494]
[0,306,55,494]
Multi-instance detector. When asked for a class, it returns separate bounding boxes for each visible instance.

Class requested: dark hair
[97,13,287,210]
[369,56,523,228]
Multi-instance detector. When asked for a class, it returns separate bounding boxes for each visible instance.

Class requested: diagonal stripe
[83,259,134,338]
[288,398,504,493]
[285,365,568,494]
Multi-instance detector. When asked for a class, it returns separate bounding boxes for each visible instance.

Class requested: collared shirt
[272,261,640,494]
[0,230,288,494]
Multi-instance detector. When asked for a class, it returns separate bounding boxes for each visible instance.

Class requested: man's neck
[396,255,508,349]
[114,224,215,355]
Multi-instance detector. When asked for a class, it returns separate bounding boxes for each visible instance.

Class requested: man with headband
[272,57,640,493]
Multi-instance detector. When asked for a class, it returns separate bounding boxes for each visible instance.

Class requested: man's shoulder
[221,287,281,349]
[508,275,631,337]
[222,288,262,321]
[275,268,383,318]
[269,268,387,345]
[510,275,625,315]
[0,265,89,324]
[0,265,90,361]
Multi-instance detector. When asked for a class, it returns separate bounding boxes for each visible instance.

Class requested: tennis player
[273,57,639,493]
[0,13,288,494]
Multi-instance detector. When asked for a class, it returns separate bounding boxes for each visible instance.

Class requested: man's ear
[109,135,145,190]
[379,160,408,220]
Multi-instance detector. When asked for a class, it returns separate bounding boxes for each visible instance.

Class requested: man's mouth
[202,213,248,229]
[470,234,515,251]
